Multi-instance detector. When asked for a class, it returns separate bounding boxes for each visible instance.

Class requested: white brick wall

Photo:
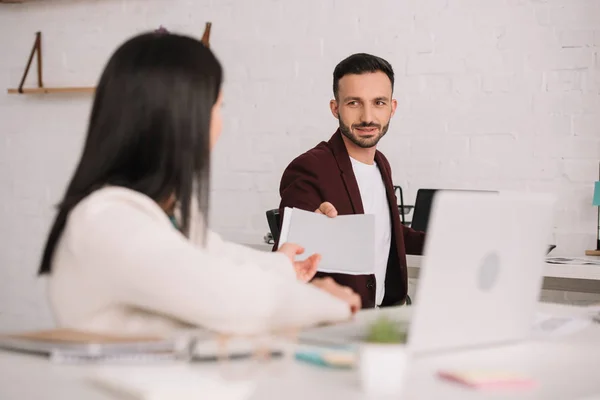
[1,0,599,331]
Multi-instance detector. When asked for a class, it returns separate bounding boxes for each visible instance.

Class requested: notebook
[0,329,184,363]
[0,329,287,365]
[277,207,375,275]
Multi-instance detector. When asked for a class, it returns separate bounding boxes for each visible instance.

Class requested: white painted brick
[533,93,600,115]
[592,31,600,47]
[468,93,533,115]
[409,136,469,161]
[420,76,452,93]
[473,2,537,27]
[526,48,594,71]
[582,70,600,93]
[544,70,584,92]
[447,113,527,136]
[530,114,573,136]
[554,232,597,254]
[252,173,281,193]
[497,27,559,50]
[407,54,465,75]
[562,160,600,183]
[506,158,562,180]
[396,159,443,181]
[482,74,516,93]
[451,75,481,95]
[534,137,600,159]
[417,12,488,55]
[395,115,446,136]
[211,172,256,192]
[408,94,450,115]
[438,159,501,180]
[558,30,595,48]
[535,3,595,28]
[573,114,600,137]
[396,32,435,55]
[470,134,530,159]
[465,50,524,74]
[396,76,423,94]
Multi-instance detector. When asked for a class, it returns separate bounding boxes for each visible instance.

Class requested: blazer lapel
[328,130,364,214]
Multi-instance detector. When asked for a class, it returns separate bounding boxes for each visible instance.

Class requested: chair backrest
[411,189,497,232]
[266,209,281,243]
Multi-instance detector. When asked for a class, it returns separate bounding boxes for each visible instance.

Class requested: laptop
[410,189,496,232]
[299,191,556,354]
[411,188,556,254]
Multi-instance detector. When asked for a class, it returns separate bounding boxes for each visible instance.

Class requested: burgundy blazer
[277,130,426,308]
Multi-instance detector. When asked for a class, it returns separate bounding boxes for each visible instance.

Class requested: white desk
[245,244,600,294]
[406,255,600,295]
[0,303,599,400]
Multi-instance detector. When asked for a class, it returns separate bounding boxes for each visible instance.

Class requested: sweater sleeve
[206,232,296,280]
[70,200,351,335]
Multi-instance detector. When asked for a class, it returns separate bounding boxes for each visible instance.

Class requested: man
[277,53,426,309]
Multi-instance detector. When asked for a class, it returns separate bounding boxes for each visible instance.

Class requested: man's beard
[338,118,390,149]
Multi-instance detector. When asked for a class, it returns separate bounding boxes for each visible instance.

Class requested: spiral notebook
[0,329,184,364]
[0,329,286,365]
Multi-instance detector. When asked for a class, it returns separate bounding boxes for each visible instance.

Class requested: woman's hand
[277,243,319,283]
[311,277,362,313]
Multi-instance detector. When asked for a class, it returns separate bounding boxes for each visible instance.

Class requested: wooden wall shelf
[8,24,212,95]
[7,31,96,95]
[7,87,95,94]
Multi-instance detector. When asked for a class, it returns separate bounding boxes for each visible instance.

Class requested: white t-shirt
[350,157,392,306]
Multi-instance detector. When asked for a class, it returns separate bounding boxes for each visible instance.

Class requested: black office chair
[265,209,281,244]
[394,185,414,226]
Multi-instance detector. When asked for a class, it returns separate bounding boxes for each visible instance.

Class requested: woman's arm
[71,201,351,335]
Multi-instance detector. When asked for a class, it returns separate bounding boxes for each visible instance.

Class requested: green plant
[365,317,408,344]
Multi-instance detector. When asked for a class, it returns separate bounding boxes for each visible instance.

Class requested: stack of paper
[278,207,375,275]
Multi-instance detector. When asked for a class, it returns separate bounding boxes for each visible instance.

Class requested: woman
[39,31,361,336]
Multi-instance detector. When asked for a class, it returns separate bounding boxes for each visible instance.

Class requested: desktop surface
[1,303,599,400]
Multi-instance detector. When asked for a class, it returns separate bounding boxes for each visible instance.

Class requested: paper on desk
[278,207,375,275]
[532,313,592,338]
[88,366,256,400]
[545,257,600,266]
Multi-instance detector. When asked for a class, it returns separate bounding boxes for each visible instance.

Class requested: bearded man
[277,53,426,309]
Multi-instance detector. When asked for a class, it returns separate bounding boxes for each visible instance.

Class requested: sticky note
[438,370,536,390]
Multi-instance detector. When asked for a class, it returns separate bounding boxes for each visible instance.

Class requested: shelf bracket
[18,31,43,93]
[201,22,212,48]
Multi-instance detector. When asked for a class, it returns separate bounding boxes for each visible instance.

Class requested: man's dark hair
[333,53,394,99]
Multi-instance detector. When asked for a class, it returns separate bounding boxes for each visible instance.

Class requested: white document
[546,257,600,266]
[277,207,375,275]
[88,366,256,400]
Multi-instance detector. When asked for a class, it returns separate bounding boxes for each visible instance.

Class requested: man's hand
[277,243,319,283]
[315,202,338,218]
[311,277,362,313]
